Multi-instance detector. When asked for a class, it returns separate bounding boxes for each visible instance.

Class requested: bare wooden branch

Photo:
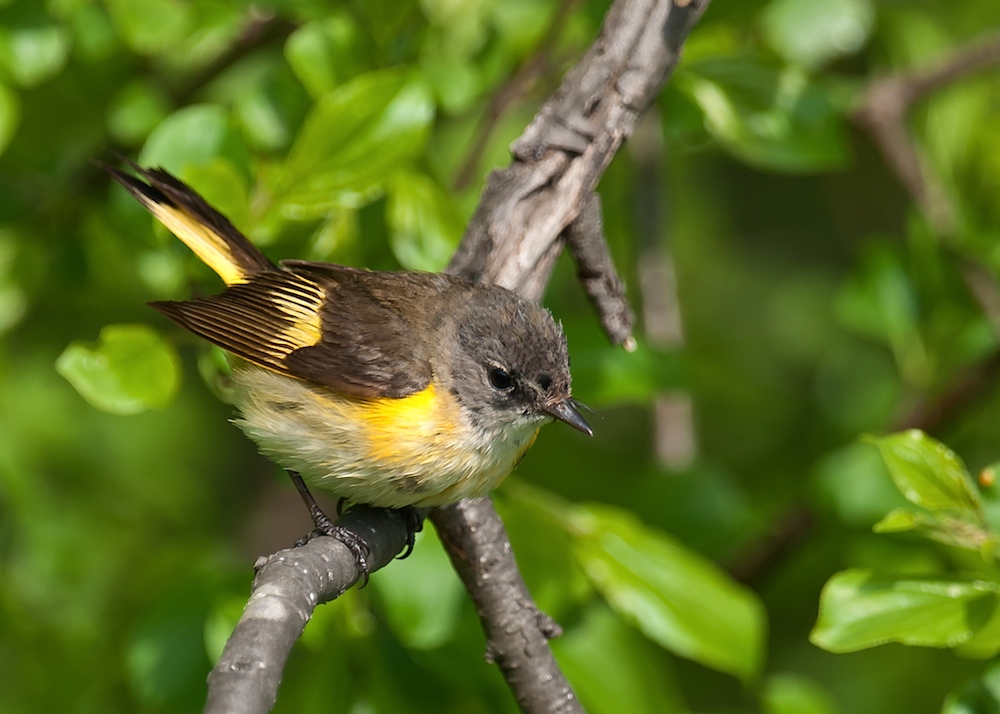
[431,500,579,714]
[204,507,412,714]
[449,0,710,294]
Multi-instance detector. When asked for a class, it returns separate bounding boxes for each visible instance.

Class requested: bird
[102,161,591,574]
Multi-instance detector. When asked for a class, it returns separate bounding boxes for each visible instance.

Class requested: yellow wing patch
[271,280,325,349]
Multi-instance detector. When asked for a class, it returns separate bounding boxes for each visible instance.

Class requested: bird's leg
[395,506,425,560]
[287,470,371,585]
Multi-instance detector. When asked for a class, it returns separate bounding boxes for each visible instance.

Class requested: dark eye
[488,367,513,391]
[538,374,552,391]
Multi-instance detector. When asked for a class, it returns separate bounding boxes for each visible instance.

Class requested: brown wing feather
[152,266,450,399]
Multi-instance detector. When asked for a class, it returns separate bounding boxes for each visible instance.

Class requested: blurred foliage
[3,0,1000,712]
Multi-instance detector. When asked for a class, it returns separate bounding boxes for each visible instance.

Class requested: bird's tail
[100,160,275,285]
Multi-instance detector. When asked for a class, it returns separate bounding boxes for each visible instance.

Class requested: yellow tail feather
[101,161,275,285]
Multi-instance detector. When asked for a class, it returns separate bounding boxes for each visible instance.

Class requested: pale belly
[230,366,541,508]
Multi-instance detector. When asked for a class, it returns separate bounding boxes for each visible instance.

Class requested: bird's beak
[544,398,593,436]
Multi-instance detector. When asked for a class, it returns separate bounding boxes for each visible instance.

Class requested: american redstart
[103,162,590,567]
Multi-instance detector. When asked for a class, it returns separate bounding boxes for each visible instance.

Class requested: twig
[564,193,636,347]
[448,0,710,293]
[853,29,1000,236]
[893,347,1000,433]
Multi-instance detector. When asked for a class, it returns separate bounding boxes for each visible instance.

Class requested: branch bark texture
[204,507,413,714]
[206,1,710,712]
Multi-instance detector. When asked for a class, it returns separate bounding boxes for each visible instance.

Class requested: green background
[3,0,1000,712]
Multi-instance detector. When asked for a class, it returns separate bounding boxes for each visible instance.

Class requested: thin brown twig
[852,29,1000,236]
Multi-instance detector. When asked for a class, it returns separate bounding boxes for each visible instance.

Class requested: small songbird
[103,162,591,570]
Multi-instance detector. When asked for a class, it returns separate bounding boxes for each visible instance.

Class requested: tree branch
[437,1,707,711]
[204,507,413,714]
[206,1,710,711]
[430,500,576,713]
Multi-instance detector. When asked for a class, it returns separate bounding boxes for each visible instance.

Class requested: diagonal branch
[437,1,708,712]
[205,1,710,712]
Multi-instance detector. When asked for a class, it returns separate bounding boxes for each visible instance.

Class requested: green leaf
[763,673,839,714]
[105,0,191,55]
[0,10,70,87]
[284,14,365,98]
[834,243,928,382]
[177,159,250,237]
[869,430,982,517]
[811,570,1000,652]
[942,661,1000,713]
[570,341,686,405]
[276,68,434,217]
[551,603,685,714]
[873,507,997,556]
[760,0,874,69]
[0,80,20,158]
[386,171,462,271]
[56,324,181,415]
[677,58,850,173]
[571,503,766,681]
[139,104,242,175]
[106,81,171,146]
[873,507,929,534]
[370,528,464,650]
[954,597,1000,659]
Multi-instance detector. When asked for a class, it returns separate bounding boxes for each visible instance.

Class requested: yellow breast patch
[358,383,462,466]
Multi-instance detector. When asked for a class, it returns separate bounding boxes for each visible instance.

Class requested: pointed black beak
[544,398,593,436]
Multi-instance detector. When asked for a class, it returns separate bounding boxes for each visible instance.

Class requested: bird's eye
[538,374,552,391]
[488,367,513,391]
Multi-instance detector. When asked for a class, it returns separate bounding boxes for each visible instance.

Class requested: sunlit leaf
[0,80,19,158]
[371,529,464,650]
[760,0,874,69]
[106,81,171,146]
[551,603,685,714]
[942,660,1000,713]
[811,570,1000,652]
[869,430,982,517]
[763,673,839,714]
[56,324,181,415]
[873,508,928,533]
[105,0,190,55]
[276,68,434,217]
[284,14,365,98]
[386,170,462,271]
[572,503,766,681]
[0,12,70,87]
[139,104,243,175]
[678,58,850,173]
